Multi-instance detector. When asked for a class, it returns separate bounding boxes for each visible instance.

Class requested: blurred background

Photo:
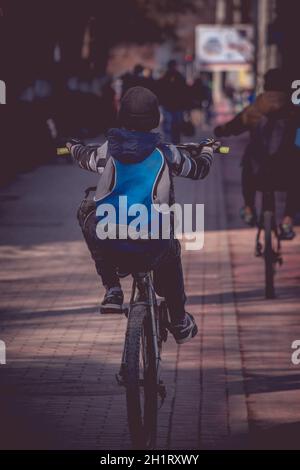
[1,1,300,451]
[1,0,299,183]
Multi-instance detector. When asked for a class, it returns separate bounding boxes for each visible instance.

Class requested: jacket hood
[107,128,161,164]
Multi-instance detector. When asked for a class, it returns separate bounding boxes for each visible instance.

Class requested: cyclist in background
[215,68,297,240]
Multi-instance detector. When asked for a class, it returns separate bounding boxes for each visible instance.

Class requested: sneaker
[279,223,296,241]
[240,206,256,227]
[169,312,198,345]
[100,287,124,314]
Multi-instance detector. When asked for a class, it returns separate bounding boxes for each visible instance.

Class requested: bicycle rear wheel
[125,303,158,449]
[264,211,275,299]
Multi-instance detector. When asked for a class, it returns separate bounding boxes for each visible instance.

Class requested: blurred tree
[4,0,214,85]
[88,0,198,73]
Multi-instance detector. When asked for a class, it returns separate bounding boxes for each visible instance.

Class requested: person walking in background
[121,64,157,96]
[100,78,118,131]
[158,60,189,143]
[191,73,213,128]
[199,73,213,127]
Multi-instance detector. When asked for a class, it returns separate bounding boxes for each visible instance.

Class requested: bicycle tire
[264,211,275,299]
[125,303,158,449]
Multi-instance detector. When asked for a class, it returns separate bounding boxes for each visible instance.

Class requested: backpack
[94,147,169,251]
[245,112,299,190]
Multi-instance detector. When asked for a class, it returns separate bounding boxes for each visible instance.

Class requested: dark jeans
[241,164,257,210]
[77,199,187,323]
[242,164,299,218]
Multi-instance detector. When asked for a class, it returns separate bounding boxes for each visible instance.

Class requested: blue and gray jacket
[71,128,213,204]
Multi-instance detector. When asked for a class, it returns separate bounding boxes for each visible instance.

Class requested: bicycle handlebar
[175,142,230,155]
[56,141,230,157]
[57,147,71,156]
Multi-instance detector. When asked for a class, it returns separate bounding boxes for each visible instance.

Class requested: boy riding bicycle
[67,86,216,344]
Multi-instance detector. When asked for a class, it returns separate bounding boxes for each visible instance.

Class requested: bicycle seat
[116,269,149,279]
[116,269,131,278]
[133,272,149,279]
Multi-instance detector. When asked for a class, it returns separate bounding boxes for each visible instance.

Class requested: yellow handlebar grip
[219,146,230,154]
[57,147,70,156]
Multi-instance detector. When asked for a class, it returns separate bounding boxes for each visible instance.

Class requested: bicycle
[57,139,230,449]
[114,141,229,449]
[255,189,283,299]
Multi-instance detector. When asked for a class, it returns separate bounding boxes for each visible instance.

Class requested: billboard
[195,25,254,71]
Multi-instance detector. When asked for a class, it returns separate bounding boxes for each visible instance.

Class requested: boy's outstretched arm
[66,140,108,174]
[162,141,214,180]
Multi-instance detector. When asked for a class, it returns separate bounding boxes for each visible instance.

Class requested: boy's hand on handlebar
[176,139,224,158]
[66,138,84,151]
[200,138,221,151]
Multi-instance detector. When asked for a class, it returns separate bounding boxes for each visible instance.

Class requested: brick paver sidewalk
[221,135,300,449]
[0,135,299,449]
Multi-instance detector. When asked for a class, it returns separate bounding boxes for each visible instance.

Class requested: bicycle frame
[255,190,283,298]
[256,191,281,255]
